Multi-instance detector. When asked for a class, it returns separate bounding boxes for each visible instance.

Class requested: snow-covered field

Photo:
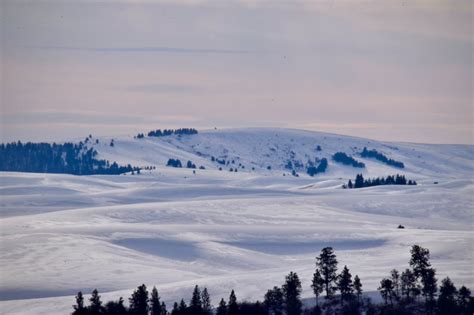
[0,128,472,314]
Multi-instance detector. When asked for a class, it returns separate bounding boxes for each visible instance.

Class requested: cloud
[1,110,199,126]
[33,45,261,55]
[118,83,204,94]
[1,0,472,144]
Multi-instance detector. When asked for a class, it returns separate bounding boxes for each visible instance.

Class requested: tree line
[0,141,137,175]
[332,152,365,168]
[360,148,405,169]
[71,245,472,315]
[147,129,198,138]
[343,174,417,189]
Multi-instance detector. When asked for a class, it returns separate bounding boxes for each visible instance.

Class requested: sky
[1,0,472,144]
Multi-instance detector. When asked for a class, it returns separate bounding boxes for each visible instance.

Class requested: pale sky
[1,0,473,144]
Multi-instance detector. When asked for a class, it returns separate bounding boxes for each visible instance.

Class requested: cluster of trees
[167,159,183,168]
[148,129,198,137]
[332,152,365,168]
[0,141,137,175]
[376,245,472,315]
[307,158,328,176]
[166,159,201,170]
[344,174,417,189]
[310,247,363,314]
[360,147,405,168]
[72,274,305,315]
[211,157,226,166]
[72,245,472,315]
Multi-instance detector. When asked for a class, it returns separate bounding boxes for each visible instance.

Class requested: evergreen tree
[228,290,239,315]
[337,265,354,305]
[216,298,227,315]
[72,291,87,315]
[410,245,431,279]
[264,286,284,315]
[89,289,104,315]
[160,302,167,315]
[171,302,179,315]
[354,174,364,188]
[201,287,211,315]
[282,271,302,315]
[190,285,203,313]
[104,297,127,315]
[316,247,338,298]
[311,269,324,306]
[401,268,417,301]
[438,277,457,315]
[353,275,362,305]
[421,268,437,315]
[390,269,401,301]
[178,299,187,313]
[457,286,473,315]
[129,284,149,315]
[378,278,394,305]
[150,286,162,315]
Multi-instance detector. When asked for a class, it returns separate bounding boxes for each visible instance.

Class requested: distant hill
[94,128,473,179]
[1,128,472,178]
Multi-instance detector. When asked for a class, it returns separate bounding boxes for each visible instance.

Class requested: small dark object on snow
[434,181,439,184]
[398,225,405,229]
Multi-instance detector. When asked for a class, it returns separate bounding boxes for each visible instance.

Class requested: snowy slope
[0,128,472,315]
[92,128,473,179]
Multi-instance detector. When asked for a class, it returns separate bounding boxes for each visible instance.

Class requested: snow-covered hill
[93,128,473,179]
[0,128,472,314]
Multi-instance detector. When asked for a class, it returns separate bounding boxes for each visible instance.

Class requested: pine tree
[347,179,353,189]
[316,247,338,298]
[201,287,211,315]
[150,286,162,315]
[311,269,324,306]
[410,245,431,279]
[283,272,302,315]
[353,275,362,305]
[72,291,87,315]
[89,289,104,315]
[378,278,394,305]
[190,285,203,313]
[264,286,284,315]
[129,284,149,315]
[160,302,167,315]
[421,268,437,315]
[354,174,364,188]
[216,298,227,315]
[390,269,401,301]
[178,299,187,313]
[337,265,354,305]
[228,290,239,315]
[104,297,127,315]
[401,268,417,301]
[457,286,472,315]
[171,302,179,315]
[438,277,457,315]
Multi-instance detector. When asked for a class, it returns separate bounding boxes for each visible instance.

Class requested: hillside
[94,128,472,179]
[0,128,472,314]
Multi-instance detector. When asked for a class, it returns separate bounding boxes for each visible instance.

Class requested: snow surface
[0,128,472,314]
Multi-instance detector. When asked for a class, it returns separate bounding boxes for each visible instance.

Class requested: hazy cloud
[1,0,472,144]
